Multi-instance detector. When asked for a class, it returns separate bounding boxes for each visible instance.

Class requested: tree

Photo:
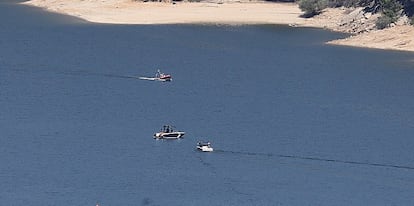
[381,0,403,19]
[399,0,414,16]
[375,0,403,28]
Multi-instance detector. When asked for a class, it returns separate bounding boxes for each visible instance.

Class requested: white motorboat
[155,69,172,81]
[140,69,172,82]
[197,141,213,152]
[154,125,185,139]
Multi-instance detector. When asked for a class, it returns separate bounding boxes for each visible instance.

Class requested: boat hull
[139,77,171,82]
[154,132,185,139]
[197,146,213,152]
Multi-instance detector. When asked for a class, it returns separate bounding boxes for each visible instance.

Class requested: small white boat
[154,125,185,139]
[140,69,172,82]
[197,141,213,152]
[155,69,172,82]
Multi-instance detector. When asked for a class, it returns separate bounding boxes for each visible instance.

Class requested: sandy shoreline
[22,0,306,25]
[23,0,414,52]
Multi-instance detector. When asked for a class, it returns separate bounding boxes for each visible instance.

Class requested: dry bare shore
[23,0,414,52]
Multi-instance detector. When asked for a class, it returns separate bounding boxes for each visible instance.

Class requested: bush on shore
[375,0,403,28]
[327,0,360,7]
[376,15,394,28]
[298,0,328,17]
[381,0,403,19]
[296,0,411,29]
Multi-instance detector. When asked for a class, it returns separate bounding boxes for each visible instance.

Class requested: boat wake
[138,77,158,81]
[65,69,172,82]
[62,70,142,80]
[214,149,414,171]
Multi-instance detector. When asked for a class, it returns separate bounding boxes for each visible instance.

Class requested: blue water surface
[1,1,414,205]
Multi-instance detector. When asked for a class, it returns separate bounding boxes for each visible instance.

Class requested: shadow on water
[214,149,414,171]
[2,0,28,3]
[0,0,87,26]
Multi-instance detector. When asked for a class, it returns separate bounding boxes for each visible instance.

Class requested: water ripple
[214,149,414,171]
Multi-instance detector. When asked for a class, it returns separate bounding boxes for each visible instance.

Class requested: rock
[396,15,409,26]
[364,12,372,19]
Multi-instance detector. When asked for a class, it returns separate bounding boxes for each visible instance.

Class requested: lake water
[1,1,414,205]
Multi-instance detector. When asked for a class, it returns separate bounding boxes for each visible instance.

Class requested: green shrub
[298,0,328,17]
[376,15,394,29]
[327,0,360,7]
[380,0,403,21]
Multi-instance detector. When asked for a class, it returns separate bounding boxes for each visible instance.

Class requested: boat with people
[155,69,172,81]
[154,125,185,139]
[139,69,172,82]
[197,141,213,152]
